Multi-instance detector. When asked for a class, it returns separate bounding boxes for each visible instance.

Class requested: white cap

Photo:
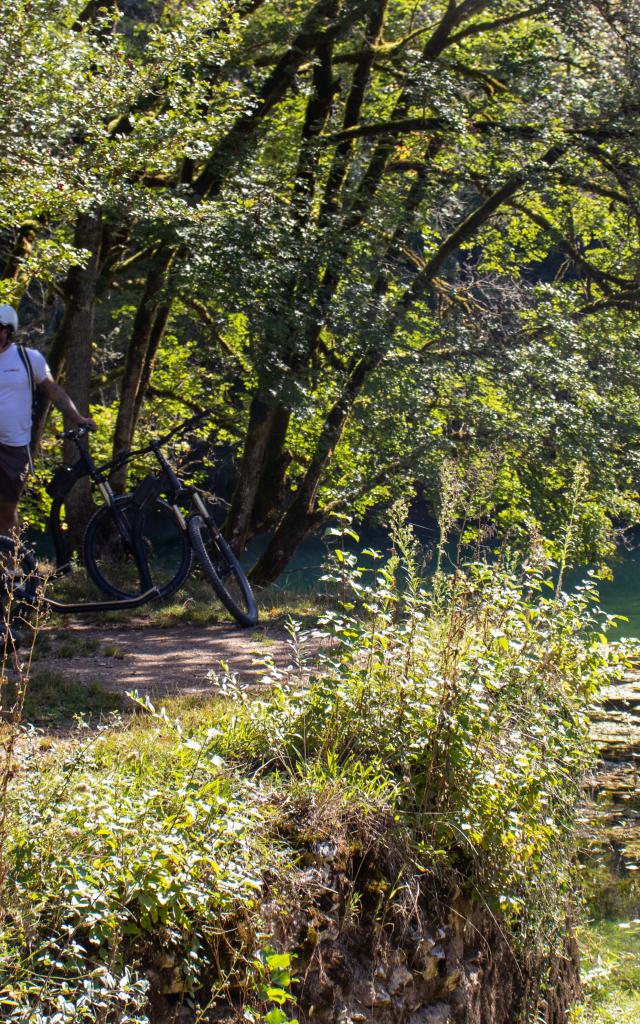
[0,305,18,330]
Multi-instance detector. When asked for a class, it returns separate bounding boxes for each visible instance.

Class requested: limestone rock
[421,957,440,981]
[409,1002,452,1024]
[443,968,462,993]
[358,980,392,1007]
[158,966,187,995]
[388,965,414,994]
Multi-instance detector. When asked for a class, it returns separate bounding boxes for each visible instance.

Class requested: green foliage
[572,919,640,1024]
[244,949,299,1024]
[0,516,632,1018]
[0,711,274,1021]
[243,537,627,936]
[5,0,640,570]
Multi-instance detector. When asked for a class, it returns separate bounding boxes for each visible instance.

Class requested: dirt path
[30,620,293,699]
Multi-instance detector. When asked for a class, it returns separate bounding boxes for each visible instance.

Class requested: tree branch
[183,297,249,366]
[439,57,509,95]
[328,115,446,142]
[394,144,566,316]
[510,200,632,290]
[447,3,551,46]
[145,386,239,433]
[317,0,389,225]
[577,291,640,317]
[193,0,361,198]
[554,171,630,205]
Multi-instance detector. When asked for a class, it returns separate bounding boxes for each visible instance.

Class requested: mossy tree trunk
[109,247,177,492]
[56,209,103,552]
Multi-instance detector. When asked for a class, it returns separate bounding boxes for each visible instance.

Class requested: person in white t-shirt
[0,304,96,537]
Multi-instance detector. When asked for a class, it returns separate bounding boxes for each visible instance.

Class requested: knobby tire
[83,496,192,600]
[187,515,258,627]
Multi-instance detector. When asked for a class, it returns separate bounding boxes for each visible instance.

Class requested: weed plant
[573,918,640,1023]
[0,512,631,1022]
[230,512,631,947]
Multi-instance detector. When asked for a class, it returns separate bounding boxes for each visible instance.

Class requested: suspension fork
[150,440,194,532]
[191,490,217,529]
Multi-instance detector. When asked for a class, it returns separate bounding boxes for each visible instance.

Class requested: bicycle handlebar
[63,425,90,441]
[61,412,208,479]
[111,409,208,468]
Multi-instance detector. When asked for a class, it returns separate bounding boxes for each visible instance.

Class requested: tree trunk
[248,142,562,585]
[109,246,176,492]
[132,297,173,425]
[225,397,292,552]
[248,502,324,589]
[248,352,379,587]
[225,31,342,550]
[57,210,103,552]
[1,220,41,298]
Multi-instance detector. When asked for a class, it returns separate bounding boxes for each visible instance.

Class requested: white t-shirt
[0,343,51,446]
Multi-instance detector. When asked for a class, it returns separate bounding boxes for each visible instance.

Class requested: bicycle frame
[19,429,159,614]
[37,585,160,614]
[145,440,213,526]
[114,414,216,533]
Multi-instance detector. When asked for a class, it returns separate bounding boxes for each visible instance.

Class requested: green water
[581,549,640,639]
[265,528,640,637]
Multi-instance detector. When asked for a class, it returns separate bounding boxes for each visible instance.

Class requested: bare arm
[38,377,97,430]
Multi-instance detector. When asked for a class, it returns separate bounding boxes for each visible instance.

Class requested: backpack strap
[16,344,36,473]
[16,344,35,400]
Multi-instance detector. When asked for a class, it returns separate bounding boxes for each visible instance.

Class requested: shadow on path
[31,621,293,699]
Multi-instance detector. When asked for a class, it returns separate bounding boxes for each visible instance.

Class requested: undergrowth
[42,570,324,629]
[572,918,640,1023]
[0,511,631,1022]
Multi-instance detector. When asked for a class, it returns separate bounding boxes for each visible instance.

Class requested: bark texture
[110,247,176,492]
[56,210,103,551]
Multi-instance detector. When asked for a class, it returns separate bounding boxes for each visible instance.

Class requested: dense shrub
[233,526,629,942]
[0,525,630,1021]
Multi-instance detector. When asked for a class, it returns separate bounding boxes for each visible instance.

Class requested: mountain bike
[0,426,173,639]
[47,425,192,601]
[82,416,258,627]
[1,417,257,640]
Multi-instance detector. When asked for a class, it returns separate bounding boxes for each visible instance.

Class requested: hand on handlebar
[63,418,98,441]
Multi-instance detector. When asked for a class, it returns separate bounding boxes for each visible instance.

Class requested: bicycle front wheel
[84,497,192,600]
[187,516,258,627]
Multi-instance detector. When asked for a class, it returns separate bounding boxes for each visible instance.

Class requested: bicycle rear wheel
[187,515,258,627]
[83,497,192,600]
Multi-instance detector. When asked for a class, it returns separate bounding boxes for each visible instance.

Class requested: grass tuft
[3,668,122,725]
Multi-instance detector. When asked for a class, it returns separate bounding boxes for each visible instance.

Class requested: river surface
[265,528,640,636]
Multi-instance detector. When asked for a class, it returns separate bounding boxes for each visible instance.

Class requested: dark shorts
[0,443,30,504]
